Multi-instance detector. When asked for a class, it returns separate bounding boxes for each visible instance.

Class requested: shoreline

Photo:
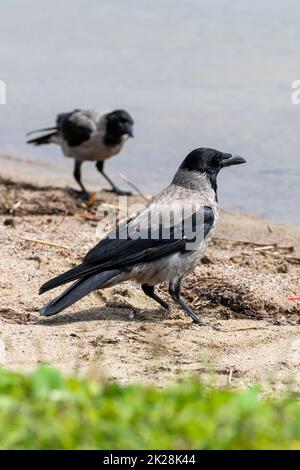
[1,152,298,228]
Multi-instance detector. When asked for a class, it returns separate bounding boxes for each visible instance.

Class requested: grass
[0,366,299,449]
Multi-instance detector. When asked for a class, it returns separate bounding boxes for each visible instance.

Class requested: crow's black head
[180,148,246,195]
[105,110,134,146]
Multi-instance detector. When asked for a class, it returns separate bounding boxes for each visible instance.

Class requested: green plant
[0,367,299,449]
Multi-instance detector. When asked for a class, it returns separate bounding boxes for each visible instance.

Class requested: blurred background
[0,0,299,223]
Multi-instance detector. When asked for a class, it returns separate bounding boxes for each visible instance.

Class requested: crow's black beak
[124,123,134,138]
[221,154,246,167]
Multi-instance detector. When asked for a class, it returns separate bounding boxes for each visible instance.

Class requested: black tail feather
[39,264,93,295]
[41,270,120,317]
[27,127,58,136]
[27,131,58,146]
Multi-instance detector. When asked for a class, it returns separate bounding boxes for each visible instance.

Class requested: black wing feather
[84,206,214,265]
[40,206,214,294]
[57,110,92,147]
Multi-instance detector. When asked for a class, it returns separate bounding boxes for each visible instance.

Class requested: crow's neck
[104,132,123,147]
[172,169,218,203]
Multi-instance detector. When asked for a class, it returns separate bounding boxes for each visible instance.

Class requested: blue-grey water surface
[0,0,299,224]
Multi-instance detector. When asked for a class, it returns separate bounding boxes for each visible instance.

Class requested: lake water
[0,0,299,224]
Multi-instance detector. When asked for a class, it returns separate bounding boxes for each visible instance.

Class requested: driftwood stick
[285,256,300,265]
[253,245,277,252]
[119,173,151,202]
[20,237,70,251]
[214,237,294,252]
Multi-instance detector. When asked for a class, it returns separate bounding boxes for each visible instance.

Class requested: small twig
[228,368,234,385]
[214,237,294,252]
[51,210,68,232]
[120,173,151,202]
[20,237,70,251]
[100,203,120,211]
[75,211,99,222]
[253,245,277,252]
[285,256,300,265]
[214,237,275,247]
[122,327,146,338]
[121,327,151,344]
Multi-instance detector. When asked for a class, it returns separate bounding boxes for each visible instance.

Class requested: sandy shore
[0,154,300,391]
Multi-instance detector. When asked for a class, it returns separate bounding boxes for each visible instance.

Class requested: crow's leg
[142,284,171,310]
[96,161,132,196]
[73,160,90,200]
[169,279,219,329]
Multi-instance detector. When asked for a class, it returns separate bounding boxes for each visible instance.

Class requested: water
[0,0,299,224]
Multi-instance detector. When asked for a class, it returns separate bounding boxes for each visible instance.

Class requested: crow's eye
[213,155,222,166]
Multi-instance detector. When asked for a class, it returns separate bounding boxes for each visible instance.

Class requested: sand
[0,155,300,392]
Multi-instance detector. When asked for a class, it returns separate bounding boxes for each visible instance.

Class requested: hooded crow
[27,109,134,197]
[39,148,246,326]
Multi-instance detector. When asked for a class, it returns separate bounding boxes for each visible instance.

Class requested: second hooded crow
[27,108,134,198]
[39,148,246,327]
